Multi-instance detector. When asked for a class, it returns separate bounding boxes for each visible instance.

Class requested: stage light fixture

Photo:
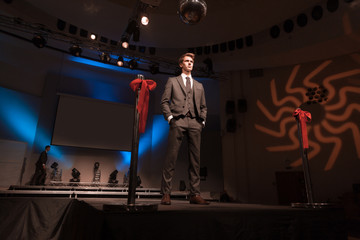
[80,28,88,38]
[132,26,140,42]
[100,52,111,63]
[32,34,46,48]
[149,63,159,74]
[125,19,138,35]
[70,168,80,182]
[141,14,149,25]
[69,44,82,57]
[270,25,280,38]
[311,5,323,21]
[128,59,138,70]
[117,56,124,67]
[283,19,294,33]
[50,162,58,169]
[297,13,308,27]
[139,46,146,53]
[90,33,97,40]
[69,24,77,35]
[228,41,235,51]
[57,19,66,31]
[121,35,129,49]
[108,170,119,184]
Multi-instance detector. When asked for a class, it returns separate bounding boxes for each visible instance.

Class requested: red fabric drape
[293,108,312,149]
[130,78,156,133]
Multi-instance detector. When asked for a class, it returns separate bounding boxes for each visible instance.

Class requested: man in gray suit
[160,53,209,205]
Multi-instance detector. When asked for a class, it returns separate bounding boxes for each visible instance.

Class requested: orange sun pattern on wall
[254,59,360,171]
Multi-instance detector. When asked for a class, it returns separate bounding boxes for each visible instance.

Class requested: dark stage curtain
[0,198,103,240]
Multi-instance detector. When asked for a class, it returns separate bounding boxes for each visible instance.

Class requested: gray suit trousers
[161,116,203,196]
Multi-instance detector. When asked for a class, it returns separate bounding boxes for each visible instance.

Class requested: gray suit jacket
[161,76,207,121]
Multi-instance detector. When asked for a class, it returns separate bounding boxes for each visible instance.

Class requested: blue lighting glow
[0,87,40,143]
[117,151,131,171]
[89,80,119,102]
[151,115,169,150]
[35,128,69,168]
[68,56,140,74]
[116,115,169,171]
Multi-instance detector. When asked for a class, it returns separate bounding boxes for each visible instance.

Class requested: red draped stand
[104,74,157,212]
[292,108,334,208]
[292,108,315,207]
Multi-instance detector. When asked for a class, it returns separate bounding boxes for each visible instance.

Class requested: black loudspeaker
[238,99,247,113]
[226,100,235,114]
[226,118,236,132]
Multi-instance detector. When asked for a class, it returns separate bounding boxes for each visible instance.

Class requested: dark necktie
[185,76,191,93]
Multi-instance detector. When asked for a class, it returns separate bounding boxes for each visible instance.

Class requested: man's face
[46,147,50,152]
[180,56,194,73]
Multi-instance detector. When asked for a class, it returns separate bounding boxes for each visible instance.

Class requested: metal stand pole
[292,113,334,208]
[295,117,314,205]
[127,74,142,206]
[103,74,157,212]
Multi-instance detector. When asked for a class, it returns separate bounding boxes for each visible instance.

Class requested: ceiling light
[69,45,82,57]
[32,34,46,48]
[117,56,124,67]
[141,14,149,25]
[90,33,97,40]
[128,59,138,70]
[149,63,159,74]
[121,35,129,49]
[100,52,111,63]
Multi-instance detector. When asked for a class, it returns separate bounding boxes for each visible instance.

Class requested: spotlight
[50,162,61,181]
[125,20,138,35]
[270,25,280,38]
[128,59,138,70]
[108,170,119,184]
[311,5,323,21]
[132,25,140,42]
[90,33,97,40]
[50,162,58,169]
[69,45,82,57]
[117,56,124,67]
[100,52,111,63]
[32,35,46,48]
[149,63,159,74]
[57,19,66,31]
[121,35,129,49]
[141,14,149,25]
[70,168,80,182]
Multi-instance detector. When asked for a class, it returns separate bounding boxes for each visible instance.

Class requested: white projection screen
[52,94,134,151]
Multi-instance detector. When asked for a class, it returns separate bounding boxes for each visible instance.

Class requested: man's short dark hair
[178,53,195,65]
[45,145,50,149]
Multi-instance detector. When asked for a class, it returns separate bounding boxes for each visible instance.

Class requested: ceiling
[2,0,360,74]
[22,0,320,48]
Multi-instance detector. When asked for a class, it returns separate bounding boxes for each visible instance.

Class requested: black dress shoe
[189,195,209,205]
[161,194,171,205]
